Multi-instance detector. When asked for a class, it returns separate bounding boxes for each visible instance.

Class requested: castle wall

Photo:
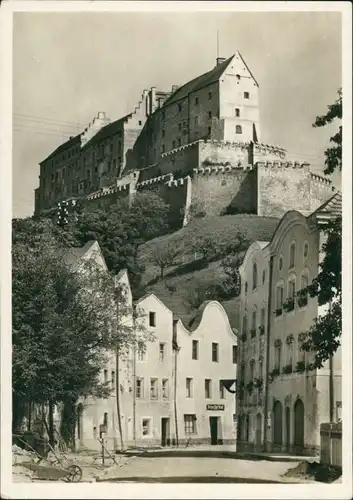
[309,173,336,213]
[257,163,311,217]
[159,142,200,176]
[191,167,257,216]
[199,140,252,166]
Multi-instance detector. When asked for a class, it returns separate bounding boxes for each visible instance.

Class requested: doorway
[294,399,304,452]
[285,406,291,451]
[209,417,218,445]
[255,413,262,450]
[273,400,283,448]
[161,418,170,447]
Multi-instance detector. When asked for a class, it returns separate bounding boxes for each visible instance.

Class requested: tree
[12,217,151,445]
[313,88,342,175]
[145,239,184,279]
[302,89,342,367]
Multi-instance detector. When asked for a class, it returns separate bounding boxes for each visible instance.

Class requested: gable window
[235,108,240,117]
[159,343,165,362]
[236,125,242,134]
[136,377,144,398]
[252,262,258,290]
[289,242,296,269]
[150,378,158,400]
[186,378,193,398]
[149,312,156,327]
[184,414,196,434]
[212,342,219,362]
[205,379,212,399]
[232,345,237,363]
[276,285,284,316]
[219,380,225,399]
[192,339,199,360]
[244,92,250,99]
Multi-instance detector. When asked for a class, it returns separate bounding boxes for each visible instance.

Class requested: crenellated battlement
[256,160,310,169]
[310,172,332,186]
[86,183,129,201]
[161,140,201,157]
[193,163,253,175]
[253,142,287,159]
[136,173,174,189]
[166,176,190,188]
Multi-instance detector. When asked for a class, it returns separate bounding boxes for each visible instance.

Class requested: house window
[279,256,283,270]
[274,341,282,370]
[288,278,296,300]
[195,97,199,105]
[250,359,255,380]
[137,347,145,361]
[299,274,309,307]
[232,345,237,363]
[251,311,257,337]
[162,379,169,399]
[103,369,108,384]
[276,285,284,315]
[208,126,211,135]
[205,379,212,399]
[186,378,193,398]
[149,312,156,327]
[235,108,240,117]
[111,371,115,391]
[245,282,248,294]
[252,262,258,290]
[240,363,246,385]
[287,337,294,368]
[138,120,142,126]
[260,308,266,334]
[192,340,199,360]
[259,358,263,378]
[244,92,250,99]
[159,343,165,362]
[150,378,158,400]
[262,269,266,284]
[208,111,212,119]
[289,242,296,269]
[113,159,117,170]
[136,377,144,398]
[236,125,242,134]
[212,342,219,362]
[219,380,225,399]
[303,242,309,259]
[208,91,212,100]
[184,414,196,435]
[142,418,151,436]
[242,315,248,338]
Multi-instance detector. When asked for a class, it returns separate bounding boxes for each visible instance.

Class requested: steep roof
[41,133,81,163]
[163,56,234,106]
[313,191,342,218]
[64,240,98,265]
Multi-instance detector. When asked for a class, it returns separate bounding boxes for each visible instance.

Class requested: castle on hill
[34,52,336,225]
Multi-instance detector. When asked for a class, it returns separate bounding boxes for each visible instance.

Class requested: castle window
[195,97,199,105]
[138,120,142,126]
[162,130,165,138]
[178,104,182,112]
[110,143,113,153]
[161,144,165,153]
[252,262,258,290]
[289,242,296,269]
[195,116,199,126]
[236,125,242,134]
[162,111,165,120]
[303,242,309,259]
[162,379,169,399]
[244,92,250,99]
[235,108,240,117]
[172,140,176,149]
[178,138,181,147]
[113,159,116,170]
[178,123,182,131]
[208,111,212,119]
[208,126,211,135]
[153,148,156,158]
[186,378,193,398]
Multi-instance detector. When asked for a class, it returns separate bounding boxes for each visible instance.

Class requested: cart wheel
[66,464,83,482]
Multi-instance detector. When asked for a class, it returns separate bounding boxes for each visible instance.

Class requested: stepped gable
[82,114,130,149]
[42,133,81,163]
[163,56,233,106]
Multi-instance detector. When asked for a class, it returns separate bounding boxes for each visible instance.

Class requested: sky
[12,9,342,218]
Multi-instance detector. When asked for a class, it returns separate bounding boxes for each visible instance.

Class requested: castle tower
[218,51,260,143]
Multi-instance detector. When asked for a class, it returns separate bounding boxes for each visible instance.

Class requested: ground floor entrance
[209,416,222,445]
[161,417,170,447]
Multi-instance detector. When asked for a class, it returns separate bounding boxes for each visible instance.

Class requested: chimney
[216,57,226,67]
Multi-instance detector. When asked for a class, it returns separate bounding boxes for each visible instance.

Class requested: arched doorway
[273,401,283,448]
[285,406,291,451]
[255,413,262,451]
[294,399,305,452]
